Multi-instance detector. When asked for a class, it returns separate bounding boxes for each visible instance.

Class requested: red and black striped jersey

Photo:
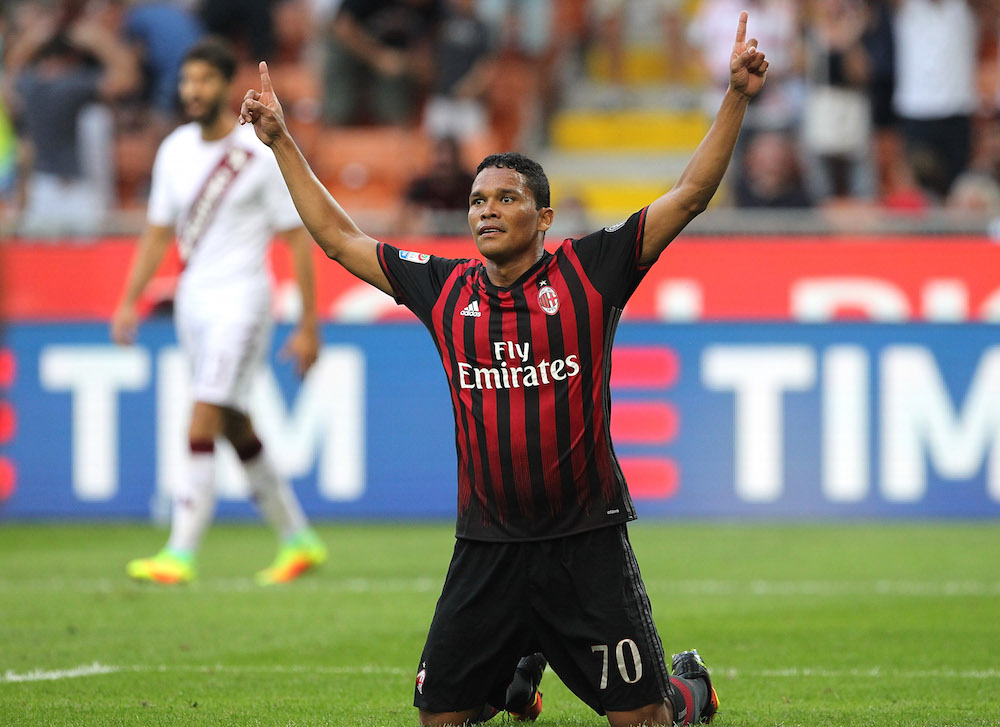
[377,207,653,541]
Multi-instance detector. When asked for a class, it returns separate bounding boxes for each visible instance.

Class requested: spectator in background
[734,130,814,208]
[800,0,874,200]
[860,0,913,203]
[688,0,804,197]
[590,0,694,97]
[946,170,1000,215]
[689,0,804,131]
[892,0,980,200]
[1,5,139,235]
[199,0,274,61]
[270,0,316,64]
[422,0,493,143]
[590,0,630,93]
[477,0,551,59]
[120,0,205,121]
[97,1,205,209]
[477,0,558,150]
[321,0,443,126]
[394,135,474,235]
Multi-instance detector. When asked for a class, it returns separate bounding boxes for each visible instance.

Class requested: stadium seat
[311,127,432,211]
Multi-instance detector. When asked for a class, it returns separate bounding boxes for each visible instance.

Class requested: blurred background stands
[4,0,1000,240]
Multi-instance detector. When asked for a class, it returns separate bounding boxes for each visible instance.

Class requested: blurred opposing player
[111,37,326,586]
[241,11,768,725]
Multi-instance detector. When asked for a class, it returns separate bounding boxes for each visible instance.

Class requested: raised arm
[66,17,141,100]
[239,62,393,296]
[640,11,768,265]
[1,15,56,112]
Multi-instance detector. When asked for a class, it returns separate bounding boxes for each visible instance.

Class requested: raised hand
[239,61,287,147]
[730,11,768,99]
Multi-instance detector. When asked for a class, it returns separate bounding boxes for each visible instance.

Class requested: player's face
[468,167,553,264]
[179,60,230,125]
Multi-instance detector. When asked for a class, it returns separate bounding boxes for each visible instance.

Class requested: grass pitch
[0,521,998,726]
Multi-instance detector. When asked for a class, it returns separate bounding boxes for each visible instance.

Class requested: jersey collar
[478,251,553,295]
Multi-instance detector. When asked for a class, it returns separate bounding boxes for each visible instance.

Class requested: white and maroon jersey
[148,122,301,293]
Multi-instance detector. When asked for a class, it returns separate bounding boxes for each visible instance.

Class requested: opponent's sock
[160,547,194,564]
[667,675,709,726]
[166,440,217,552]
[237,437,307,539]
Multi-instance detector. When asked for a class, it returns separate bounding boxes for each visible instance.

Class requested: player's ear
[537,206,554,232]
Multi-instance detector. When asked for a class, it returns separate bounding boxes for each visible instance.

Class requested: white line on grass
[733,667,1000,680]
[0,576,440,594]
[653,580,1000,597]
[1,578,997,597]
[4,663,999,686]
[1,662,120,683]
[0,663,409,684]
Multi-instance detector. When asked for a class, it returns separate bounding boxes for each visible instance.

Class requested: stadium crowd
[2,0,1000,237]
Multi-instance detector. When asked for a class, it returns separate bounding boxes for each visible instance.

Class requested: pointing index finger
[735,10,748,45]
[259,60,272,94]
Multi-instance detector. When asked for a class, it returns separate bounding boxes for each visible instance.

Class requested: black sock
[667,675,708,726]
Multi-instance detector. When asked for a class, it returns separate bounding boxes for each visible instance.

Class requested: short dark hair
[476,152,550,209]
[182,36,237,81]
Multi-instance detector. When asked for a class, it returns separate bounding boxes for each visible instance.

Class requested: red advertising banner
[3,235,1000,321]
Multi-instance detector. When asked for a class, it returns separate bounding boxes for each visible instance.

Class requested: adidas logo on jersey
[460,300,482,317]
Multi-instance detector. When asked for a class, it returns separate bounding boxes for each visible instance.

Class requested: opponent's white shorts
[174,278,272,412]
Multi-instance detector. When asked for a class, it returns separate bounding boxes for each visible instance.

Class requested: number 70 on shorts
[592,639,644,688]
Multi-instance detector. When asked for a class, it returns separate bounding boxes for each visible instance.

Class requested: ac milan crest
[537,283,559,316]
[416,667,426,694]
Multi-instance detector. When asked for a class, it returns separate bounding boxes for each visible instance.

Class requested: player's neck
[484,247,545,289]
[199,113,233,142]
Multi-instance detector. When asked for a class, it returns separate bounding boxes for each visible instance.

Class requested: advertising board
[3,322,997,520]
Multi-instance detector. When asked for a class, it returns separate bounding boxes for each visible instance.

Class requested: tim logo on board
[37,343,366,508]
[700,337,1000,510]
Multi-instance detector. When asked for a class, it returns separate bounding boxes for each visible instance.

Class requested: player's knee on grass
[606,700,673,727]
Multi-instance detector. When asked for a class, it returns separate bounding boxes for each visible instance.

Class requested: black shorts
[413,524,670,715]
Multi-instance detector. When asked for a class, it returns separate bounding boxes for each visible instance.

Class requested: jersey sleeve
[376,242,467,320]
[571,206,651,307]
[146,139,176,227]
